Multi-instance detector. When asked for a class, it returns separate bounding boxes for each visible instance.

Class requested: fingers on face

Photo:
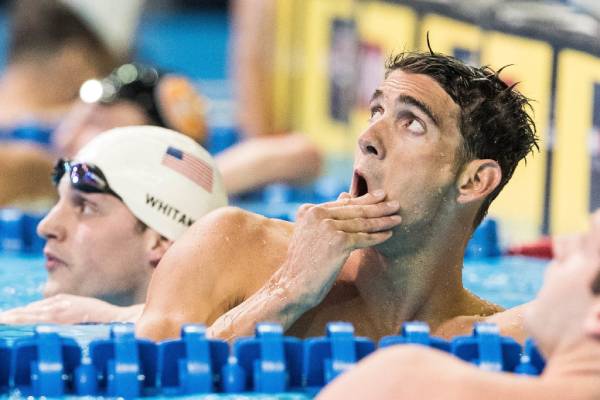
[337,192,352,201]
[302,192,399,221]
[325,228,394,251]
[327,201,400,220]
[296,203,315,220]
[326,215,402,233]
[322,190,387,208]
[348,231,394,249]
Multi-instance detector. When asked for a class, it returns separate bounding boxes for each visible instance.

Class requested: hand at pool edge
[0,294,143,325]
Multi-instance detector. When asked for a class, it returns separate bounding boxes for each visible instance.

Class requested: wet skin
[38,177,156,306]
[136,70,504,342]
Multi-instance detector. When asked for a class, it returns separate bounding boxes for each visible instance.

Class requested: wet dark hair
[96,64,166,127]
[385,49,538,228]
[7,0,116,72]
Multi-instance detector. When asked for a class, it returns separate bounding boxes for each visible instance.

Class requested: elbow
[135,311,187,342]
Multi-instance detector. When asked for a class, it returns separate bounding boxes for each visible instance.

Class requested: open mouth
[352,171,369,197]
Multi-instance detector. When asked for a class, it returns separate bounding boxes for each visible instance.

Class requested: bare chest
[284,286,389,340]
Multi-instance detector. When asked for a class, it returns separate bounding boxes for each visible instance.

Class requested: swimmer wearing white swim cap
[0,126,227,325]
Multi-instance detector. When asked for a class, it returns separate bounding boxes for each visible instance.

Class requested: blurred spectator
[54,63,322,196]
[0,0,143,208]
[230,0,277,138]
[0,142,55,209]
[0,0,140,130]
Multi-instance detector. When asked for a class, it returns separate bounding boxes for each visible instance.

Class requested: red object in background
[507,236,553,259]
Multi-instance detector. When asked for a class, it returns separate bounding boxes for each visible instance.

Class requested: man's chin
[42,282,67,298]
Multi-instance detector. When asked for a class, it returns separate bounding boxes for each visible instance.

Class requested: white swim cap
[74,126,228,241]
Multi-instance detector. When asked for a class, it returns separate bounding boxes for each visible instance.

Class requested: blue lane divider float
[12,325,81,397]
[0,209,46,254]
[230,322,303,393]
[303,322,375,394]
[451,323,522,372]
[465,218,501,258]
[159,324,228,394]
[0,340,9,393]
[88,323,158,398]
[515,338,546,375]
[379,321,450,352]
[0,322,546,396]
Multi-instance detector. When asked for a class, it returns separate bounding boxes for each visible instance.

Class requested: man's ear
[146,232,173,268]
[584,301,600,338]
[456,159,502,204]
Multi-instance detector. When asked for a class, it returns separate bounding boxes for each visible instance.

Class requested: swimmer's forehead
[372,70,461,127]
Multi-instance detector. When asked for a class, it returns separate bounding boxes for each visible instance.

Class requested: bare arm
[216,133,322,195]
[0,295,143,324]
[485,302,531,343]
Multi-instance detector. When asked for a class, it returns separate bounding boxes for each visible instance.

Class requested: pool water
[0,254,547,342]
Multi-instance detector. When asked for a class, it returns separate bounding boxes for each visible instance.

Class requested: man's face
[37,177,153,305]
[351,70,463,239]
[525,221,600,356]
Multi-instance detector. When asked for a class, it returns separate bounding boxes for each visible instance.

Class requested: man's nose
[358,125,385,159]
[37,204,67,242]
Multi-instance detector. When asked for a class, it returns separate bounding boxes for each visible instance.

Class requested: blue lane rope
[1,321,544,398]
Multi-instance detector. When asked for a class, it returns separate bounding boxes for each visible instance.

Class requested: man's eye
[369,106,384,120]
[74,198,96,215]
[406,119,425,135]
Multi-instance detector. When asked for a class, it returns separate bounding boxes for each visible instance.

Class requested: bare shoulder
[160,206,293,289]
[318,346,488,399]
[319,345,549,400]
[434,301,531,342]
[138,207,294,340]
[485,302,531,343]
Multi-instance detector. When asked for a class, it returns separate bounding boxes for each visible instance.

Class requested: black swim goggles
[51,158,121,199]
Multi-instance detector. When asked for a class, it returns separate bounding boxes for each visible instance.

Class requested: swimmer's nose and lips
[352,118,387,199]
[43,249,67,272]
[38,205,70,273]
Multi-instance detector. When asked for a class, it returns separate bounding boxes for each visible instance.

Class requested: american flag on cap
[161,146,213,192]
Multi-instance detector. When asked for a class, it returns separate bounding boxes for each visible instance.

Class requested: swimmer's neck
[100,284,149,308]
[344,232,476,334]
